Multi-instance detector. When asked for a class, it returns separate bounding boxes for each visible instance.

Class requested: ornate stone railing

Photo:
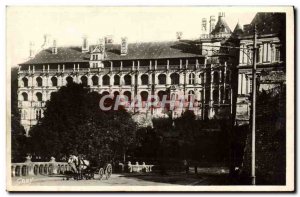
[126,162,154,173]
[11,157,70,177]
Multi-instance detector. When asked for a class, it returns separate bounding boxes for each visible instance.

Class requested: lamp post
[251,25,257,185]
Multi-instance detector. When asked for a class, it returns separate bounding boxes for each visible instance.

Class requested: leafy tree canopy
[29,82,137,164]
[11,67,27,162]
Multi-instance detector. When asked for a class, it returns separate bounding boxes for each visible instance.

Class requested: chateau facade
[17,12,286,135]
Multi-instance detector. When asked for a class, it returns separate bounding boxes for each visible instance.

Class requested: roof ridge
[19,40,202,65]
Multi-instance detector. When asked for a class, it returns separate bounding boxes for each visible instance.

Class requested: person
[183,159,189,174]
[68,154,78,173]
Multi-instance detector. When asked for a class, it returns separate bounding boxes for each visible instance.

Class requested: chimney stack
[104,35,114,44]
[176,32,183,40]
[29,42,35,58]
[218,12,225,19]
[201,18,207,34]
[120,37,128,56]
[210,16,216,33]
[41,34,52,49]
[98,38,105,53]
[52,39,57,54]
[82,36,89,53]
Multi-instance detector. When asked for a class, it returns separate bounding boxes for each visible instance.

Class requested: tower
[210,16,216,33]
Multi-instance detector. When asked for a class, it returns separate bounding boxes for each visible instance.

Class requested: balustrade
[126,161,154,173]
[11,157,70,177]
[19,63,206,76]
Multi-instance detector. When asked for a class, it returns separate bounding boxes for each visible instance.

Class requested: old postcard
[6,6,294,192]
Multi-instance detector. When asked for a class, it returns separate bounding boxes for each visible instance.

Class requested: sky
[6,7,257,67]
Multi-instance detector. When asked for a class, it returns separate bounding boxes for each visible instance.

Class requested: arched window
[36,92,42,102]
[158,74,166,85]
[213,89,219,102]
[157,91,167,101]
[81,76,88,87]
[102,91,110,96]
[36,109,42,120]
[114,75,120,85]
[50,92,56,99]
[36,77,42,87]
[140,91,148,102]
[141,74,149,85]
[113,91,119,99]
[103,75,110,86]
[189,73,195,85]
[124,75,131,86]
[123,91,132,102]
[213,71,219,84]
[188,90,194,101]
[92,76,99,86]
[22,77,28,87]
[21,92,28,101]
[66,76,73,84]
[51,77,57,87]
[170,73,179,85]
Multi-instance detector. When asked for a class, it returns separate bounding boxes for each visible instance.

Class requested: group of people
[67,154,90,174]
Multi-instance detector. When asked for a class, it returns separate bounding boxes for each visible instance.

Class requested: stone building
[17,12,240,135]
[234,12,286,125]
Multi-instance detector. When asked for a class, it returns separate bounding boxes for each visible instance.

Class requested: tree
[11,67,27,162]
[29,83,137,163]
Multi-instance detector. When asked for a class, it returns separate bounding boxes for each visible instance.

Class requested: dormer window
[92,54,98,60]
[92,63,98,68]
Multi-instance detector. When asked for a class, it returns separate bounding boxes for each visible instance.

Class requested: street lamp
[251,25,257,185]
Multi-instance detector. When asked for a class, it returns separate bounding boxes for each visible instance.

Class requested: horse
[67,155,90,180]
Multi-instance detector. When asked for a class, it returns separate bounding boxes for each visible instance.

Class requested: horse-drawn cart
[64,155,112,181]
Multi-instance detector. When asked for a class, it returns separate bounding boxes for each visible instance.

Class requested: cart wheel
[99,168,104,180]
[105,164,112,180]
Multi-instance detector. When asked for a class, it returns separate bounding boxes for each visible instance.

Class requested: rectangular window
[267,43,271,62]
[263,43,267,62]
[244,48,248,64]
[275,47,281,62]
[248,47,252,64]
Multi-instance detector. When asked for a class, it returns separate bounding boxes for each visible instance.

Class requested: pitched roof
[20,41,204,65]
[232,22,244,37]
[242,12,286,36]
[210,16,232,35]
[233,22,243,33]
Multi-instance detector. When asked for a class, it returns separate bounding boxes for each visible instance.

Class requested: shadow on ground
[118,167,238,185]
